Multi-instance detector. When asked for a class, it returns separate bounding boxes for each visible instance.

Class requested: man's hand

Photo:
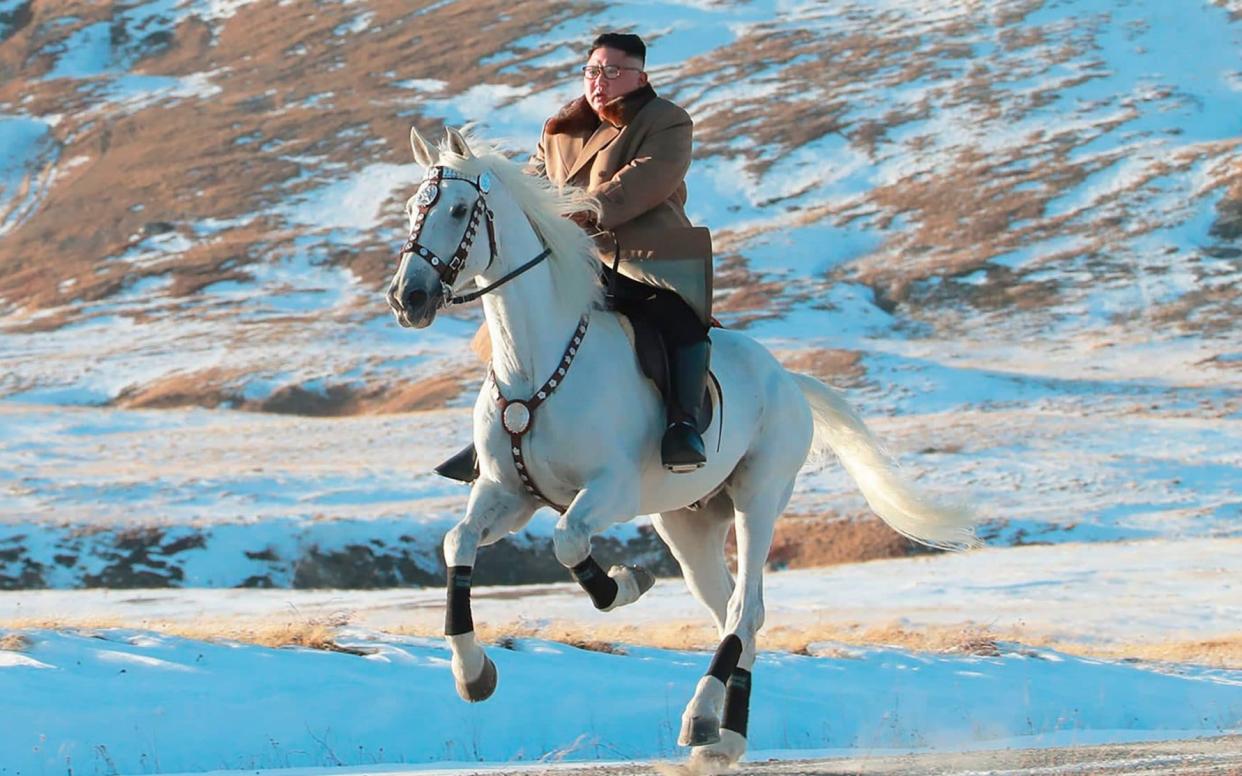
[568,210,599,233]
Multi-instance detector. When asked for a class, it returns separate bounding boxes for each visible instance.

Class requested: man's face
[583,46,647,113]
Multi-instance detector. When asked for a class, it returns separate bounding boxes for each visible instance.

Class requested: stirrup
[662,421,706,473]
[435,443,478,484]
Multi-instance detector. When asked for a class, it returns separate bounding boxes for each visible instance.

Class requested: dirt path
[462,736,1242,775]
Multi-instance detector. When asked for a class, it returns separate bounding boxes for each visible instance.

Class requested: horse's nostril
[404,288,428,312]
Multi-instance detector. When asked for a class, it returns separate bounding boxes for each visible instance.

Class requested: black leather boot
[435,443,478,484]
[661,339,710,472]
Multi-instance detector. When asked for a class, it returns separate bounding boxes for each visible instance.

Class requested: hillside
[0,0,1239,587]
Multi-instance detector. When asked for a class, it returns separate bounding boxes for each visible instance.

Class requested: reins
[445,247,551,305]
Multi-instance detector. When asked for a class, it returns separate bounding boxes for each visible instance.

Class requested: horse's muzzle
[387,282,439,328]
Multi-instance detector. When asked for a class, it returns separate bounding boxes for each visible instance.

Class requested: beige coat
[533,85,713,322]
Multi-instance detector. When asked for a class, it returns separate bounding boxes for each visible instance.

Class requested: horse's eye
[450,203,468,218]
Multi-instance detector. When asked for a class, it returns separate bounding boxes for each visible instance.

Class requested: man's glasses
[581,65,642,80]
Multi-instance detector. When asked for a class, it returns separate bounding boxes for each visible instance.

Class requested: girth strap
[490,315,590,512]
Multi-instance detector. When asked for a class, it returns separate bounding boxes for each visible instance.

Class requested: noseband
[397,165,552,306]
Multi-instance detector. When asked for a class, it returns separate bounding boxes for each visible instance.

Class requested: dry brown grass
[0,633,32,652]
[396,621,1012,662]
[5,614,1241,669]
[779,348,865,388]
[2,0,1231,345]
[0,0,589,320]
[171,616,377,654]
[358,374,468,415]
[1090,636,1242,670]
[113,368,244,410]
[0,615,364,654]
[470,623,1242,669]
[111,369,468,415]
[369,619,1005,661]
[758,514,933,570]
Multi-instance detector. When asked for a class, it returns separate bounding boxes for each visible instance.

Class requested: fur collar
[545,84,658,136]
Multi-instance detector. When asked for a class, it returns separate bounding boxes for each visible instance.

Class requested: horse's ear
[410,125,435,168]
[445,126,474,159]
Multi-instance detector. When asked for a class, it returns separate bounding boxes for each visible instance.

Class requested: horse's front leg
[443,480,534,702]
[553,471,654,611]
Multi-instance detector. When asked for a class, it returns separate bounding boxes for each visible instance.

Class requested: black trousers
[604,268,708,349]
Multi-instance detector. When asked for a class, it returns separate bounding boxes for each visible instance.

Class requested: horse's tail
[791,372,978,550]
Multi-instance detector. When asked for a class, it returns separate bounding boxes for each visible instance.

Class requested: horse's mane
[433,132,604,316]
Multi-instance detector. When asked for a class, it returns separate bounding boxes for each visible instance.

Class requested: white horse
[388,126,976,769]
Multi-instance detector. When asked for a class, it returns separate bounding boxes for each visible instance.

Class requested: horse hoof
[677,715,721,747]
[690,729,747,768]
[602,565,657,611]
[630,565,655,596]
[456,653,497,703]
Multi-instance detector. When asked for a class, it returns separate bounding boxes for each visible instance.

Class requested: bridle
[395,165,552,307]
[395,164,593,510]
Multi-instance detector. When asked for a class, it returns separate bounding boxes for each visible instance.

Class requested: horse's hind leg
[654,496,752,766]
[651,494,735,635]
[443,480,534,702]
[679,472,797,768]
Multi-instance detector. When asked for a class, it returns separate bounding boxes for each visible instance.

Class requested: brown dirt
[764,514,934,569]
[112,368,244,410]
[711,253,793,327]
[779,348,865,388]
[112,370,469,415]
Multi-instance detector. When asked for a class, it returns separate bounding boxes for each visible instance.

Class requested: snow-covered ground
[3,539,1241,774]
[3,629,1239,774]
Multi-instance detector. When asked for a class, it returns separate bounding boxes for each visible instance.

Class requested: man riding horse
[436,32,713,482]
[391,44,975,763]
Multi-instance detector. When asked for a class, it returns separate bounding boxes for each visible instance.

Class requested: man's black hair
[589,33,646,64]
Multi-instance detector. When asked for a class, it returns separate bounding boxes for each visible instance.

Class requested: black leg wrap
[445,565,474,636]
[707,634,743,682]
[721,668,752,737]
[571,556,618,610]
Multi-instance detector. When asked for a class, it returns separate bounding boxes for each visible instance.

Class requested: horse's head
[387,126,498,328]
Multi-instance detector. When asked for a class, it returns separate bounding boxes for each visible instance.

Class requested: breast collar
[488,314,590,511]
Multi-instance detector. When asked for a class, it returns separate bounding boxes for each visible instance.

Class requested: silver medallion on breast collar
[502,401,531,435]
